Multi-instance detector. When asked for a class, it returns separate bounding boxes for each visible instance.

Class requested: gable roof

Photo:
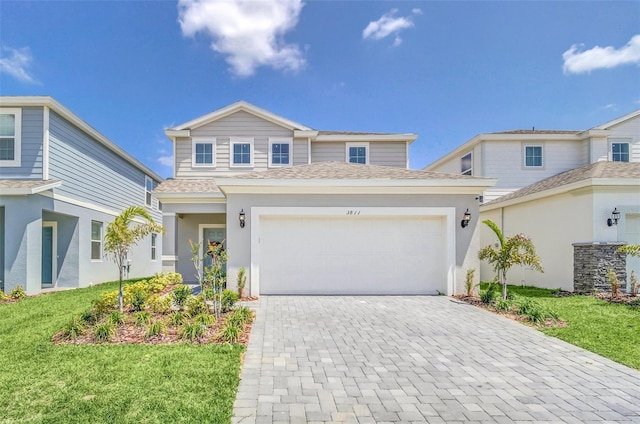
[169,100,312,132]
[0,96,162,182]
[482,161,640,209]
[0,179,62,195]
[592,109,640,130]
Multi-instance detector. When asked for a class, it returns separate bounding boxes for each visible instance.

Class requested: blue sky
[1,0,639,178]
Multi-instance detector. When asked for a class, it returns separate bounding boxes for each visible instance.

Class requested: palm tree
[104,206,164,312]
[478,219,543,299]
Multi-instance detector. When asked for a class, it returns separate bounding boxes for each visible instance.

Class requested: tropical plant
[464,268,476,297]
[221,322,240,344]
[9,285,26,300]
[607,269,621,299]
[134,311,152,326]
[172,285,192,309]
[495,298,511,312]
[145,320,167,339]
[94,322,115,342]
[478,219,543,299]
[169,310,187,326]
[193,313,216,327]
[180,322,205,341]
[103,206,164,312]
[220,289,239,313]
[109,311,126,325]
[480,283,498,305]
[61,316,85,340]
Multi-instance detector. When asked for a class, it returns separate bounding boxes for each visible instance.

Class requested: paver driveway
[233,296,640,423]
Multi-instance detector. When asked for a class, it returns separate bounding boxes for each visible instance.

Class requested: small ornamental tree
[104,206,164,312]
[478,219,543,299]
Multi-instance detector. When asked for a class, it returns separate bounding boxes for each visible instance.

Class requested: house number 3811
[346,210,361,215]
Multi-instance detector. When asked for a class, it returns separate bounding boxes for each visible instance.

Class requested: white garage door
[259,215,446,295]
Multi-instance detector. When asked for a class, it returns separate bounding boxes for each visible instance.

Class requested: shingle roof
[484,161,640,206]
[231,161,483,180]
[490,130,581,135]
[153,178,221,194]
[317,130,398,136]
[0,179,62,195]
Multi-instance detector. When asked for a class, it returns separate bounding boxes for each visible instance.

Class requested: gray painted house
[155,101,496,295]
[0,97,163,295]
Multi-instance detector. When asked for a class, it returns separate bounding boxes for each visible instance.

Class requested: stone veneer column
[573,242,627,293]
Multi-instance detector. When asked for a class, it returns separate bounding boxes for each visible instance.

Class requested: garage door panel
[259,215,445,295]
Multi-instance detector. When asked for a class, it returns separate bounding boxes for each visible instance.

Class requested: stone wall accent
[573,242,627,293]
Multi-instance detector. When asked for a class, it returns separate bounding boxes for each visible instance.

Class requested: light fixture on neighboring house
[607,208,621,227]
[239,209,246,228]
[461,209,471,228]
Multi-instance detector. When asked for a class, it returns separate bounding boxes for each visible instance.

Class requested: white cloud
[362,9,421,46]
[178,0,306,77]
[0,46,38,84]
[158,155,173,167]
[563,34,640,74]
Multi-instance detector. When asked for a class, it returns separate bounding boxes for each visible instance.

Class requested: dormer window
[461,152,472,175]
[346,142,369,164]
[231,137,254,167]
[0,108,21,167]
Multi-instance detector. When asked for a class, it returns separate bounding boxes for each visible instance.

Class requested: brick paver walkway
[233,296,640,423]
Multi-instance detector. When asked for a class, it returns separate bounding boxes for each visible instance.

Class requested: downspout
[43,106,50,180]
[307,137,311,164]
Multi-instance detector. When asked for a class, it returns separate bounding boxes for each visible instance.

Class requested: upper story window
[145,176,153,206]
[269,138,292,167]
[461,152,472,175]
[346,142,369,164]
[231,137,253,167]
[611,141,630,162]
[0,108,22,167]
[192,138,215,167]
[91,221,103,261]
[524,145,543,168]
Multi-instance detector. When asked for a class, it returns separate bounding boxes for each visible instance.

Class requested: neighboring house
[0,97,163,295]
[154,101,496,296]
[425,109,640,291]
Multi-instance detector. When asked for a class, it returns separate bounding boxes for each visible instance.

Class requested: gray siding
[292,138,309,166]
[608,116,640,162]
[48,111,161,222]
[176,111,294,177]
[311,141,407,167]
[0,107,43,179]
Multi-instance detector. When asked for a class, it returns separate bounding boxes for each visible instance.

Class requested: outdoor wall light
[239,209,246,228]
[461,209,471,228]
[607,208,621,227]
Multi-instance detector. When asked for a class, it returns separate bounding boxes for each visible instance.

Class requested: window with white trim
[231,138,253,167]
[524,145,543,167]
[0,108,22,167]
[611,142,630,162]
[192,139,215,167]
[91,221,103,260]
[145,176,153,207]
[461,152,472,175]
[269,138,292,167]
[151,233,157,261]
[346,142,369,164]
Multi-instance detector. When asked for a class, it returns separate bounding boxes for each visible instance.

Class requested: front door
[201,225,226,273]
[42,222,57,288]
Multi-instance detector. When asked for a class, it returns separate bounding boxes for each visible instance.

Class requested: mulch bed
[594,292,640,307]
[453,295,567,328]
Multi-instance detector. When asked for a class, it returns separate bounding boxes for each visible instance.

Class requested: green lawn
[0,280,244,424]
[500,284,640,370]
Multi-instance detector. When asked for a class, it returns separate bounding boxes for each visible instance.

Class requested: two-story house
[425,109,640,291]
[0,97,163,295]
[154,101,496,296]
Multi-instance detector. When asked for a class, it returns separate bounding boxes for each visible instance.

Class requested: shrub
[221,322,240,344]
[93,291,118,314]
[145,320,167,339]
[221,289,239,312]
[172,285,192,309]
[495,298,511,312]
[0,289,9,301]
[61,316,85,340]
[237,267,247,295]
[517,297,537,315]
[480,284,498,305]
[166,272,183,285]
[193,313,215,327]
[180,322,205,341]
[127,283,151,311]
[607,269,620,299]
[630,270,638,297]
[134,311,151,326]
[145,294,172,314]
[94,322,115,342]
[79,308,101,324]
[109,311,126,325]
[9,285,26,300]
[234,306,253,323]
[169,310,187,326]
[186,295,209,317]
[464,269,476,297]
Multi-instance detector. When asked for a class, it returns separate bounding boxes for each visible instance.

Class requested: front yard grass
[500,284,640,370]
[0,280,244,424]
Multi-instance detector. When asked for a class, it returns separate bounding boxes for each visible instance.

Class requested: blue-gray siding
[0,107,43,179]
[48,110,161,222]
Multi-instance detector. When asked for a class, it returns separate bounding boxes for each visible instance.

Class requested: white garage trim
[250,207,456,296]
